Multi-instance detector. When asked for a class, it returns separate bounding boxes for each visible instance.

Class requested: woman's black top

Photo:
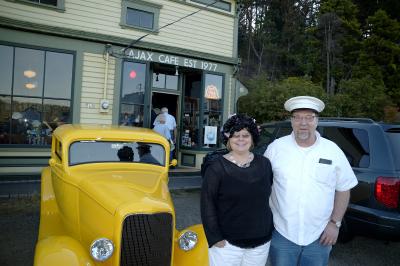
[200,153,274,248]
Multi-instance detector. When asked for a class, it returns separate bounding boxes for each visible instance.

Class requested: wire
[121,0,220,54]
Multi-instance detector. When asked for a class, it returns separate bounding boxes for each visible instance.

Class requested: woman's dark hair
[221,114,259,145]
[118,146,134,162]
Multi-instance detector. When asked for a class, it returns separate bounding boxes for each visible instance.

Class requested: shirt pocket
[314,164,336,188]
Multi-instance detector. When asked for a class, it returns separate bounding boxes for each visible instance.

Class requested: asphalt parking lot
[1,190,400,266]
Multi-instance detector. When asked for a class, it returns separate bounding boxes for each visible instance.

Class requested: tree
[314,0,362,94]
[355,10,400,107]
[238,76,326,122]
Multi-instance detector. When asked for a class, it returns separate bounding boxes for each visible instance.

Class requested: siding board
[80,52,115,124]
[0,0,235,57]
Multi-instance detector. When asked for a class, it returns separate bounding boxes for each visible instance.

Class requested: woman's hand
[213,240,226,248]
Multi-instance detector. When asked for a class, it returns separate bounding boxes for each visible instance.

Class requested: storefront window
[203,73,223,148]
[0,45,73,146]
[182,73,201,148]
[182,73,223,149]
[120,61,146,127]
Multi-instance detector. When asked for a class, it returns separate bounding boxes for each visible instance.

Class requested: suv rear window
[385,129,400,170]
[320,127,370,168]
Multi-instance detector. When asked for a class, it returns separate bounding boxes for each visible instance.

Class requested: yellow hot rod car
[34,124,208,266]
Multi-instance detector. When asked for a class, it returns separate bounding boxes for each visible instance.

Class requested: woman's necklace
[228,152,253,168]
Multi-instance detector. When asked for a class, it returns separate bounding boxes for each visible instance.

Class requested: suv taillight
[375,176,400,208]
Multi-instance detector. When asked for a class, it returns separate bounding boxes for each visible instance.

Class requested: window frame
[6,0,65,11]
[121,0,161,32]
[181,71,224,150]
[0,42,75,147]
[189,0,232,12]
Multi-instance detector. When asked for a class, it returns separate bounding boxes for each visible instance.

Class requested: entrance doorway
[151,92,179,124]
[151,92,179,158]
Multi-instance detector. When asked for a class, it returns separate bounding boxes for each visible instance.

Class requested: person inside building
[264,96,358,266]
[201,114,274,266]
[154,107,176,143]
[153,114,174,160]
[136,143,159,165]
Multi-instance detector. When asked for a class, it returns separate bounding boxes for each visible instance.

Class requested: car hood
[76,168,170,214]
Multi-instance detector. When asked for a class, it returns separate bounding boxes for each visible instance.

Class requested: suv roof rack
[319,117,375,123]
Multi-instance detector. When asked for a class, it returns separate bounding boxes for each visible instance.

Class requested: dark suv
[253,117,400,241]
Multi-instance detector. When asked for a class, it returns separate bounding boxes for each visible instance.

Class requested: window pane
[69,141,165,166]
[0,45,13,95]
[120,104,144,127]
[126,8,154,29]
[182,74,201,147]
[126,8,141,27]
[386,131,400,170]
[121,62,146,105]
[44,52,73,99]
[42,99,70,145]
[203,74,223,148]
[322,127,370,168]
[11,97,43,145]
[27,0,57,6]
[14,48,44,97]
[165,75,178,90]
[0,96,11,144]
[140,11,154,29]
[40,0,58,6]
[152,73,165,88]
[191,0,231,11]
[204,74,222,100]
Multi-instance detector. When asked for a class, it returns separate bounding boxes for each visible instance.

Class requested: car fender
[34,236,95,266]
[173,224,209,266]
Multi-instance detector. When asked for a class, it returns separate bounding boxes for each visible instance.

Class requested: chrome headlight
[178,230,198,251]
[90,238,114,261]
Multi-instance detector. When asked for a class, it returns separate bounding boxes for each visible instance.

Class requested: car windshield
[385,129,400,170]
[69,141,166,166]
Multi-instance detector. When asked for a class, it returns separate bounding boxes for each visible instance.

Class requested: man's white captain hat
[284,96,325,113]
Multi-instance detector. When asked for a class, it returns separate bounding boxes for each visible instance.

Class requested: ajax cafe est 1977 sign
[124,48,219,72]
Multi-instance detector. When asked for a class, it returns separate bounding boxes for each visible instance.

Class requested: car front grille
[120,213,173,266]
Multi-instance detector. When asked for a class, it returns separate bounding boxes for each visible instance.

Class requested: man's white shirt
[153,113,176,131]
[264,131,358,245]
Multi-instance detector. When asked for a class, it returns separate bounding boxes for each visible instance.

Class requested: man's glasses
[291,115,317,123]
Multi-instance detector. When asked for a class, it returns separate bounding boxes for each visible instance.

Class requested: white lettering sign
[125,48,219,72]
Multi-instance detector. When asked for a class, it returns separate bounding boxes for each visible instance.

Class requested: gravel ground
[1,190,400,266]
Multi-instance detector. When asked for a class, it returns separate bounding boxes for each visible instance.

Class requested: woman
[201,114,274,266]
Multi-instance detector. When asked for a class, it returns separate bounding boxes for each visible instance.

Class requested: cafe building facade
[0,0,244,175]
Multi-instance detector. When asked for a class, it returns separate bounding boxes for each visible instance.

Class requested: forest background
[236,0,400,122]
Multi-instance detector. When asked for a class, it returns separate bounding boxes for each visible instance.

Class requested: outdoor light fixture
[175,66,179,76]
[23,70,36,78]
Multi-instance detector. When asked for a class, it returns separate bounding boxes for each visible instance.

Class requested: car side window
[320,126,370,168]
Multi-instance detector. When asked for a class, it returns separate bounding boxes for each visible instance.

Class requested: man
[153,114,174,160]
[137,143,159,165]
[154,107,177,143]
[264,96,358,266]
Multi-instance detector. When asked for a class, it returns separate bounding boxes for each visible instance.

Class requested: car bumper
[346,204,400,240]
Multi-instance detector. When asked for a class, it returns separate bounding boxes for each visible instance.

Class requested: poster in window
[204,84,220,100]
[204,126,217,145]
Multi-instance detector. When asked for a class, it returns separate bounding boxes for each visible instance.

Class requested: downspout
[100,45,111,113]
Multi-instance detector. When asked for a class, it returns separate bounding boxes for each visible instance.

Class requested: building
[0,0,241,175]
